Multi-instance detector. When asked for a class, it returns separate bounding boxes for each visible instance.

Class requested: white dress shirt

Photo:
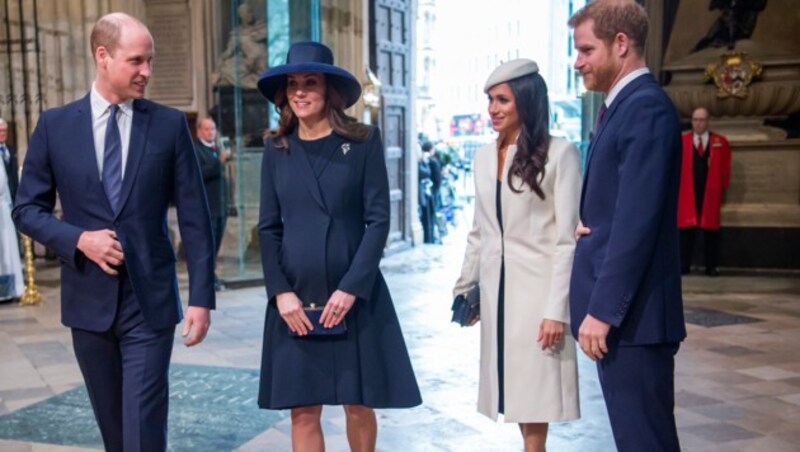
[694,131,709,151]
[604,67,651,108]
[90,83,134,180]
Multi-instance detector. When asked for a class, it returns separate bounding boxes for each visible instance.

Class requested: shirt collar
[90,82,135,117]
[199,138,216,148]
[695,131,709,142]
[604,67,650,108]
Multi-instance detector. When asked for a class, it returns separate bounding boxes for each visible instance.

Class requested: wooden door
[370,0,412,251]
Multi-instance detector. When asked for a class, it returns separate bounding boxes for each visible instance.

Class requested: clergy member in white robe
[0,159,23,302]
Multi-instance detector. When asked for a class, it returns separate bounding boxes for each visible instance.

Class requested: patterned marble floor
[0,214,798,451]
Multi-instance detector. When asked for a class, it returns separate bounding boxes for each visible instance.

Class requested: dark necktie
[0,144,8,164]
[103,104,122,211]
[595,103,608,130]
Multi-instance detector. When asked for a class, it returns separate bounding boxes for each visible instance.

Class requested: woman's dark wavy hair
[269,74,370,149]
[504,72,551,199]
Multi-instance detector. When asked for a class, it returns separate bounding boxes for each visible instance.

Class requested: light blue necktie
[103,104,122,211]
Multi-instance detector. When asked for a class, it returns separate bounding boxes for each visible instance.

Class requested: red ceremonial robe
[677,131,731,230]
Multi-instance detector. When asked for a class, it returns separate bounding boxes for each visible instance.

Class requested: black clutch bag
[451,285,480,327]
[289,304,347,337]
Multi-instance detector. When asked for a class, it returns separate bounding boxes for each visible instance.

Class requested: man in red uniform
[678,107,731,276]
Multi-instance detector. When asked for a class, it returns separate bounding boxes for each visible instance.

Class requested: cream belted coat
[454,137,581,422]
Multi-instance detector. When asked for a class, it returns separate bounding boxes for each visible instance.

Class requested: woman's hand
[468,314,480,326]
[320,290,357,328]
[537,319,565,350]
[574,221,591,240]
[276,292,314,335]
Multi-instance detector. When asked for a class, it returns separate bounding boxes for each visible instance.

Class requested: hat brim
[257,63,362,108]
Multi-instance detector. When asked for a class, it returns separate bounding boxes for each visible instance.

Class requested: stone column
[321,0,365,118]
[644,0,664,77]
[290,0,314,42]
[144,0,196,111]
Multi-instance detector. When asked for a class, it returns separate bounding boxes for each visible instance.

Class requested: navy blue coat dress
[258,126,422,409]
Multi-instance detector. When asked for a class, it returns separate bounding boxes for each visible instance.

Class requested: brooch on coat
[340,143,351,155]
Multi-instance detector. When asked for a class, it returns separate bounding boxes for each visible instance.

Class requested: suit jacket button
[114,221,120,227]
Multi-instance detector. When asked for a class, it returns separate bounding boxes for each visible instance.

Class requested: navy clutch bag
[451,285,480,327]
[289,304,347,337]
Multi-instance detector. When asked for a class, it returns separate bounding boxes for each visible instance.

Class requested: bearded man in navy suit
[13,12,215,451]
[568,1,686,450]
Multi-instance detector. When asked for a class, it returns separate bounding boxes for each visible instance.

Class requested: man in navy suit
[568,1,686,450]
[194,117,229,289]
[13,13,215,451]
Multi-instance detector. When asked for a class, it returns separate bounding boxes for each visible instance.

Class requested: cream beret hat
[483,59,540,93]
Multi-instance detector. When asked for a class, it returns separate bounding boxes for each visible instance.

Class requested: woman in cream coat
[454,59,580,451]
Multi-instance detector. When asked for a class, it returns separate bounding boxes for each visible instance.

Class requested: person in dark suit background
[256,41,421,451]
[417,146,436,243]
[568,1,686,450]
[423,141,443,210]
[194,116,229,288]
[678,107,731,277]
[0,118,18,203]
[13,13,215,451]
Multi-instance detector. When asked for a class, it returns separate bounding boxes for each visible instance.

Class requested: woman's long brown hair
[270,75,369,148]
[504,72,551,200]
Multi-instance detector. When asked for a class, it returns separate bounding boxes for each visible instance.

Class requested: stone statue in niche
[693,0,767,53]
[212,3,267,89]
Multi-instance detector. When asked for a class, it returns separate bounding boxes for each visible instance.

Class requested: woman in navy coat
[256,42,421,451]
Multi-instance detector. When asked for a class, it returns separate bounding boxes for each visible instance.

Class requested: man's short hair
[197,116,216,129]
[421,141,433,152]
[568,0,649,57]
[90,13,148,60]
[692,107,709,118]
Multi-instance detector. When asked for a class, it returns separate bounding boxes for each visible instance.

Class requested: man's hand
[578,314,611,361]
[575,221,592,240]
[320,290,356,328]
[77,230,124,275]
[182,306,211,346]
[537,319,565,350]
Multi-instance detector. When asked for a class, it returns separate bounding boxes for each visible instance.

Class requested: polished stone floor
[0,215,799,451]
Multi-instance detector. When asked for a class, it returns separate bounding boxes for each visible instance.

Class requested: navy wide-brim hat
[257,41,362,108]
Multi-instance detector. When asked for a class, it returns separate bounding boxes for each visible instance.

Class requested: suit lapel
[74,95,111,213]
[314,135,344,178]
[289,136,328,212]
[580,73,655,214]
[481,143,500,232]
[115,100,149,218]
[500,144,517,230]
